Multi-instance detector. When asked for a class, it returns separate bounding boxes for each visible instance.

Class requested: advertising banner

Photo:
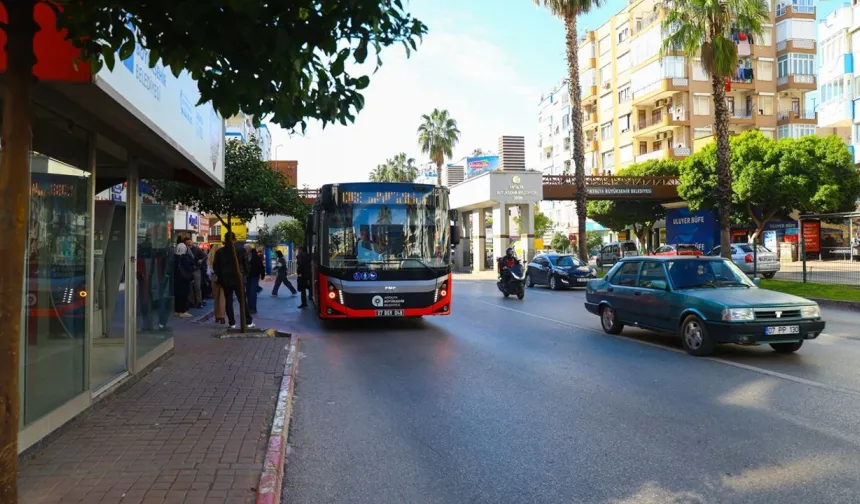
[665,208,719,253]
[199,218,210,237]
[186,212,200,232]
[229,217,248,241]
[801,220,821,253]
[465,156,500,179]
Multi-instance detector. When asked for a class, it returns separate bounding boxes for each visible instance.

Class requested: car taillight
[745,254,753,263]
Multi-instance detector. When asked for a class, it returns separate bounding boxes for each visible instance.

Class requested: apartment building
[576,0,817,174]
[537,81,577,233]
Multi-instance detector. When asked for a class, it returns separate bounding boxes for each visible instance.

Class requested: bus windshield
[322,187,449,269]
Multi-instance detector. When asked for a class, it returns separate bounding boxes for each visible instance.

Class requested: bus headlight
[327,284,344,305]
[435,282,448,302]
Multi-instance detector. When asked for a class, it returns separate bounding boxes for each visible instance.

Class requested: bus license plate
[765,325,800,335]
[376,309,404,317]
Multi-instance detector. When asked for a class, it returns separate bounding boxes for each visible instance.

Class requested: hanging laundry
[738,38,751,57]
[738,32,747,41]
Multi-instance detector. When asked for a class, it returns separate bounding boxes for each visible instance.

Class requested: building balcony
[585,139,599,152]
[632,77,689,106]
[583,110,598,125]
[777,110,817,126]
[776,3,816,21]
[777,74,816,91]
[582,85,598,103]
[633,109,689,137]
[729,109,756,125]
[775,38,816,56]
[670,146,692,159]
[635,145,692,163]
[729,70,755,90]
[632,9,663,38]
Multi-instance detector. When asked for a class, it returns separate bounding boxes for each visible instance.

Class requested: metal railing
[776,39,815,51]
[777,110,816,121]
[775,246,860,285]
[731,109,754,120]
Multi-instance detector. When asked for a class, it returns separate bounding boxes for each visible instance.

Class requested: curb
[811,297,860,312]
[256,339,300,504]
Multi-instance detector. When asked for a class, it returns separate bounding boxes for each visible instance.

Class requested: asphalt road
[283,280,860,504]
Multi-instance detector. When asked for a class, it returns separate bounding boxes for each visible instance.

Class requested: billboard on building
[95,26,226,185]
[666,208,719,253]
[465,156,500,179]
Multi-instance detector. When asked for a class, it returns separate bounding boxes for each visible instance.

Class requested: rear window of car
[736,244,754,253]
[621,242,638,251]
[677,244,699,252]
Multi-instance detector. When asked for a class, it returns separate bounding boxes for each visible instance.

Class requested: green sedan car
[584,256,825,356]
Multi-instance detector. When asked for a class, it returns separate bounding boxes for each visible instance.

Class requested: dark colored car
[527,253,597,290]
[584,256,825,356]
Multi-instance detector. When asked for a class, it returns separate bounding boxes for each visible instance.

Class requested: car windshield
[621,242,638,251]
[667,259,754,289]
[551,255,584,268]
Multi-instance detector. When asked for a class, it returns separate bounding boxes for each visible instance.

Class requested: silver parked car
[708,244,780,279]
[597,241,641,268]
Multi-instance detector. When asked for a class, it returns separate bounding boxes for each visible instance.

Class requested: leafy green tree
[273,219,306,248]
[587,159,681,251]
[0,2,426,490]
[417,109,460,186]
[551,232,571,253]
[513,204,553,237]
[535,0,604,263]
[661,0,770,258]
[368,152,419,182]
[586,231,604,251]
[680,131,860,241]
[152,140,306,332]
[257,225,283,249]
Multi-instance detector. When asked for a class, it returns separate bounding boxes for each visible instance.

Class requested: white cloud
[268,28,542,188]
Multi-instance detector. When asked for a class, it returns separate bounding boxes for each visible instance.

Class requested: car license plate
[376,309,404,317]
[765,325,800,335]
[576,277,588,283]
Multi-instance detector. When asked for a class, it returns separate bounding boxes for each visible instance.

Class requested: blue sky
[269,0,839,188]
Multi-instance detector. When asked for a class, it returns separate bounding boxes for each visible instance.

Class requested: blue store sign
[666,208,719,253]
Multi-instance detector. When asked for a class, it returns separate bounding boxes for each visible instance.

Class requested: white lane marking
[473,299,860,398]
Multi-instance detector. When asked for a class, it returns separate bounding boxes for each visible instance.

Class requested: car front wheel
[549,275,559,290]
[527,274,534,288]
[600,305,623,335]
[771,341,803,353]
[680,315,716,356]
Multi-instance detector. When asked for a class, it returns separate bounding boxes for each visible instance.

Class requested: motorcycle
[497,262,526,300]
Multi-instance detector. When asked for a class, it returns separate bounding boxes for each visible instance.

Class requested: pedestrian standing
[213,232,254,328]
[173,243,194,317]
[246,248,265,314]
[296,246,311,308]
[271,250,297,296]
[186,238,206,308]
[208,243,226,324]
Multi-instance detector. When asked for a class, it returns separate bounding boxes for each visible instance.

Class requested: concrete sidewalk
[18,282,305,504]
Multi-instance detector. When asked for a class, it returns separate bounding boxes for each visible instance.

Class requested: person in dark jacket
[296,246,311,308]
[271,250,297,296]
[173,243,195,317]
[186,238,207,308]
[246,248,265,314]
[213,233,254,328]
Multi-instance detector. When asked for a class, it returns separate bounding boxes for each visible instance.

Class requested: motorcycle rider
[497,247,521,281]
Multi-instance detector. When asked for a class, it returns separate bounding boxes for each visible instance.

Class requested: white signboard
[489,173,542,204]
[96,38,225,185]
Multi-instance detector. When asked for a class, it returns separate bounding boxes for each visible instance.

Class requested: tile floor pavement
[17,281,304,504]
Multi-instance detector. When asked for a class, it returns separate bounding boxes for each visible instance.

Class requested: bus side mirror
[450,225,461,246]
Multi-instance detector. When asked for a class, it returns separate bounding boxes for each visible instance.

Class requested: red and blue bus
[305,182,460,319]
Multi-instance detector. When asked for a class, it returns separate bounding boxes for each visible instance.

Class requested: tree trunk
[711,74,733,258]
[564,13,588,263]
[0,2,37,501]
[436,160,443,187]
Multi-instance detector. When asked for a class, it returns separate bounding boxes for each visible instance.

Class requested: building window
[759,27,772,46]
[599,35,611,55]
[600,121,613,140]
[757,61,773,81]
[760,129,775,139]
[600,63,613,86]
[694,126,712,139]
[617,52,630,73]
[562,113,570,130]
[617,22,630,43]
[618,113,631,133]
[600,93,613,112]
[821,78,846,103]
[693,60,709,81]
[602,150,615,170]
[777,53,815,78]
[759,95,774,115]
[617,85,631,103]
[619,143,634,164]
[693,95,711,115]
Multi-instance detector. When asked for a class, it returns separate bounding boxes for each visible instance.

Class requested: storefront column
[471,208,486,271]
[126,159,139,373]
[452,211,468,270]
[492,203,509,262]
[519,203,535,261]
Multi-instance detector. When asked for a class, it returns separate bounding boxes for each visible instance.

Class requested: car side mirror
[651,280,669,291]
[450,225,461,246]
[752,277,761,287]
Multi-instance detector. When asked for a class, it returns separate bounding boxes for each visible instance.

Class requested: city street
[284,279,860,504]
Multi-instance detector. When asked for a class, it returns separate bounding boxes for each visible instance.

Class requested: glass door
[92,180,129,389]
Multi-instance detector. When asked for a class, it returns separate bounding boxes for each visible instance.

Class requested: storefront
[3,12,225,453]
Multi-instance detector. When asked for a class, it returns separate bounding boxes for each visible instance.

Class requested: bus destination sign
[340,190,429,206]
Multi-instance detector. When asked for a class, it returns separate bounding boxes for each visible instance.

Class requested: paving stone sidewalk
[17,284,301,504]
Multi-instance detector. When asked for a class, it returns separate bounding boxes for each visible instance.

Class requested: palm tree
[661,0,768,257]
[417,109,461,186]
[389,152,419,182]
[535,0,602,263]
[369,162,391,182]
